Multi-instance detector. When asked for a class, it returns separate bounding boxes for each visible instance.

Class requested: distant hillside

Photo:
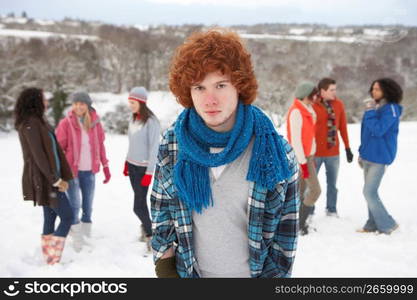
[1,15,416,130]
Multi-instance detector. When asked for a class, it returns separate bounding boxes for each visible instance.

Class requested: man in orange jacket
[313,78,353,217]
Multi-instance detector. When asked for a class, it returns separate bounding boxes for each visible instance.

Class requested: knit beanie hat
[295,82,316,100]
[128,87,148,103]
[69,91,93,108]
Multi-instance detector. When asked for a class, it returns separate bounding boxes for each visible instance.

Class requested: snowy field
[0,25,406,45]
[1,93,416,277]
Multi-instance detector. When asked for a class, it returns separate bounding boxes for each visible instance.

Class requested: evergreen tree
[50,78,69,127]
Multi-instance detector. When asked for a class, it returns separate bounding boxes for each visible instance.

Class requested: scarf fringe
[174,159,213,214]
[247,131,291,190]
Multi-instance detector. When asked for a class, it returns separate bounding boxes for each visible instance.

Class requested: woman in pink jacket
[55,92,111,251]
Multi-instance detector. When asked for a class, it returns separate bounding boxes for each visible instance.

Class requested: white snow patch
[289,28,312,35]
[241,33,361,44]
[364,28,389,36]
[1,17,28,24]
[0,29,98,41]
[34,19,56,26]
[134,24,150,31]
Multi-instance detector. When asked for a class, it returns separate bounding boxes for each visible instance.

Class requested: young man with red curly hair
[151,29,300,278]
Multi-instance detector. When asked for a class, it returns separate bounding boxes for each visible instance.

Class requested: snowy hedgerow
[102,103,130,134]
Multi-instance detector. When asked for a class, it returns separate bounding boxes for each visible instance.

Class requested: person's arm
[363,104,400,137]
[21,118,61,186]
[97,122,111,183]
[338,101,354,163]
[272,142,300,278]
[145,118,161,176]
[289,109,307,164]
[151,129,179,277]
[338,101,350,149]
[97,122,109,167]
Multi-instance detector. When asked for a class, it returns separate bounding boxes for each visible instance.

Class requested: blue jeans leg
[323,156,340,213]
[363,208,377,231]
[362,160,397,233]
[78,171,96,223]
[314,156,339,213]
[42,192,74,237]
[66,177,81,224]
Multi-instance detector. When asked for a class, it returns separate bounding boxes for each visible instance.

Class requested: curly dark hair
[169,29,258,108]
[14,87,45,129]
[369,78,403,104]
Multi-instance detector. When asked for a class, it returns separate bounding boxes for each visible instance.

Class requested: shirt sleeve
[151,129,178,264]
[273,142,300,277]
[146,118,161,175]
[97,122,109,167]
[21,118,60,185]
[338,101,350,149]
[363,104,400,137]
[289,109,307,164]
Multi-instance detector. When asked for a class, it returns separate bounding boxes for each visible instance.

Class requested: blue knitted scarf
[174,102,291,213]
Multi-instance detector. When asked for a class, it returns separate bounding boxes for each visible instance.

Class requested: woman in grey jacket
[124,87,161,251]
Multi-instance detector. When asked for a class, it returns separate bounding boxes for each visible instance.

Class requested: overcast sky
[1,0,416,27]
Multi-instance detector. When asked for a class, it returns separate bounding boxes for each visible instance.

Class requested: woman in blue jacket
[358,78,403,234]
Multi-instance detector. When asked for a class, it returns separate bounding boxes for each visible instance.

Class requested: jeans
[128,163,152,236]
[66,171,95,225]
[362,159,397,233]
[314,155,340,213]
[42,191,74,237]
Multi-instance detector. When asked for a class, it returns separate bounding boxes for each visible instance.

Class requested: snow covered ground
[0,28,388,44]
[293,120,417,277]
[1,93,416,277]
[0,18,407,45]
[0,28,98,41]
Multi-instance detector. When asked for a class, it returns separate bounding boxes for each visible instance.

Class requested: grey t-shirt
[192,140,254,278]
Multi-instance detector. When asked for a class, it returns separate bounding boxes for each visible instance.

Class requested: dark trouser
[128,163,152,236]
[42,191,74,237]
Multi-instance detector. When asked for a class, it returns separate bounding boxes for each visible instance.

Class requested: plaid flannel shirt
[151,125,300,278]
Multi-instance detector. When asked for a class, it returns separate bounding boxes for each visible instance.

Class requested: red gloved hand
[300,163,310,179]
[103,166,111,184]
[123,161,129,176]
[141,174,152,187]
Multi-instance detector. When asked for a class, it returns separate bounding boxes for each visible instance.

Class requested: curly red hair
[169,29,258,108]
